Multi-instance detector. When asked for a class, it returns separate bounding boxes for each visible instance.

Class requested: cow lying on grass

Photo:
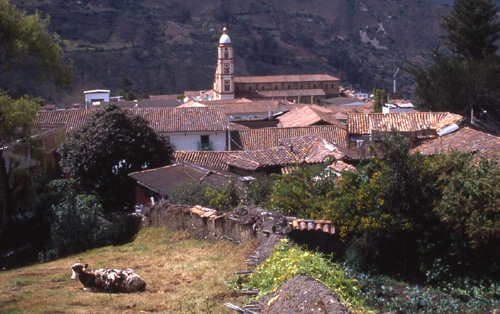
[71,263,146,293]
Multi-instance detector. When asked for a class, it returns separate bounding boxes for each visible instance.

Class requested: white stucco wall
[164,131,226,151]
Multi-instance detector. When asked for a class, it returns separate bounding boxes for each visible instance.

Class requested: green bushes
[230,240,364,311]
[262,133,500,282]
[38,179,131,262]
[268,165,336,218]
[169,180,241,211]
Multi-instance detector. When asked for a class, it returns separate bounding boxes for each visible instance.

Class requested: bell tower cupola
[213,27,235,100]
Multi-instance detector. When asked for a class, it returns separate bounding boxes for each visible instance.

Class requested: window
[201,135,209,145]
[199,135,212,151]
[224,48,229,59]
[224,64,229,74]
[301,85,303,89]
[288,85,291,89]
[275,86,278,90]
[249,86,252,91]
[224,80,230,91]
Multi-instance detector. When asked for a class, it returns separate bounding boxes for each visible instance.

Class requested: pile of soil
[255,275,350,314]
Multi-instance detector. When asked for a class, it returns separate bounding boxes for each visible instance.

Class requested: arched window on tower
[224,48,229,59]
[224,80,230,92]
[224,64,230,74]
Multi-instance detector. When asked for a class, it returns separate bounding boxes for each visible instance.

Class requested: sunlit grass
[0,227,255,313]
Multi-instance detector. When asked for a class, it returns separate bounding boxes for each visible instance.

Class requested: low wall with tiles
[148,203,258,244]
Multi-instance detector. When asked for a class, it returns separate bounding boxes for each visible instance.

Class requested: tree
[331,133,439,275]
[406,0,500,129]
[0,0,74,240]
[0,0,73,86]
[58,105,174,212]
[268,165,337,219]
[372,88,387,113]
[440,0,500,60]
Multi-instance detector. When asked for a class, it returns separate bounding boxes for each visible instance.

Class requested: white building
[84,89,110,107]
[382,102,414,113]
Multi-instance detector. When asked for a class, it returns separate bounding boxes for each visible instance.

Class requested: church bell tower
[213,27,234,100]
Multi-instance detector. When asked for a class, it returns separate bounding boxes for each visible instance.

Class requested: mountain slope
[7,0,451,105]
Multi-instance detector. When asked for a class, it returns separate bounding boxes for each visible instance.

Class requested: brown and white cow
[71,263,146,293]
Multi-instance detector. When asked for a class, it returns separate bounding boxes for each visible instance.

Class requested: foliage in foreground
[266,133,500,282]
[37,179,133,262]
[229,240,365,312]
[343,266,500,314]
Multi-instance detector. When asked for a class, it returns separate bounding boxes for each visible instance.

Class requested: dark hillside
[7,0,452,105]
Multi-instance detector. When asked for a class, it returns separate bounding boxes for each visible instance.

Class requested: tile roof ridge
[128,163,179,176]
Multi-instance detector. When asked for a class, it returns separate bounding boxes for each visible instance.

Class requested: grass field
[0,227,255,313]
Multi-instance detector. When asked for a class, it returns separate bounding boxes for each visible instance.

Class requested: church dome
[219,27,231,44]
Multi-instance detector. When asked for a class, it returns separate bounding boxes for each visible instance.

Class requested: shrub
[229,240,365,312]
[38,179,130,262]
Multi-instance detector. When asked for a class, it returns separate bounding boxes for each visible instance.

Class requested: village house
[277,104,345,128]
[34,107,228,151]
[180,98,305,121]
[346,112,464,149]
[128,162,248,208]
[173,134,358,176]
[412,126,500,159]
[230,124,349,151]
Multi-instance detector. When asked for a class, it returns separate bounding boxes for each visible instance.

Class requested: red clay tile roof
[328,160,357,173]
[232,125,348,151]
[174,151,236,171]
[224,135,357,171]
[278,105,344,128]
[34,107,227,133]
[412,127,500,159]
[347,112,463,135]
[234,74,340,84]
[194,99,304,115]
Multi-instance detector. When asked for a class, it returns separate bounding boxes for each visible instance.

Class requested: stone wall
[148,203,288,245]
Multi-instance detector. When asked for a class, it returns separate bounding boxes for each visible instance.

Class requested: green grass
[0,227,255,313]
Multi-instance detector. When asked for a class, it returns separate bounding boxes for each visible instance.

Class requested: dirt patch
[256,275,350,314]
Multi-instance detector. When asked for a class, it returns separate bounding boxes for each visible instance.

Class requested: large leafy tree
[406,0,500,130]
[58,105,174,212]
[0,0,74,239]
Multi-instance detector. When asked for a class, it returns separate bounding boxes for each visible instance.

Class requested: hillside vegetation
[7,0,451,105]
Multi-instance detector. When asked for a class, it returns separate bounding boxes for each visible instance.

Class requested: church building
[213,28,340,103]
